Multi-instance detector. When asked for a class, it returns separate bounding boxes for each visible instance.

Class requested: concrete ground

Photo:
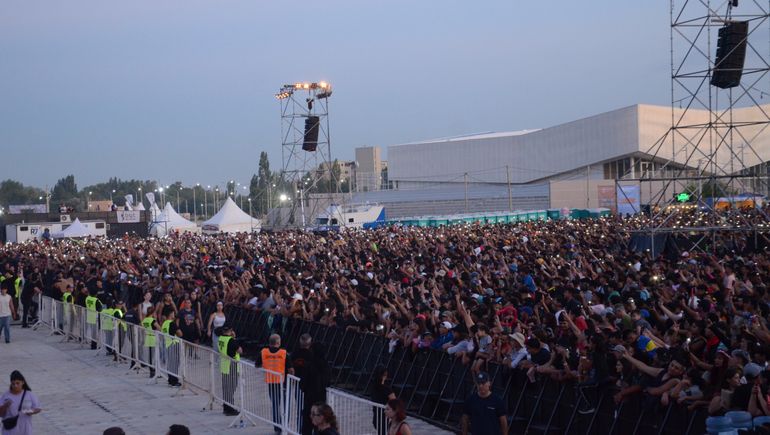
[0,325,455,435]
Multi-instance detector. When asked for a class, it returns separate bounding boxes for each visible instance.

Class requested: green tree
[51,175,82,210]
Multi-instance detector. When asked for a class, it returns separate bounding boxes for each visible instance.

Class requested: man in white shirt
[0,285,16,343]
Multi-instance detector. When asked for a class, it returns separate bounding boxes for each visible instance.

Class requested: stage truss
[275,82,334,227]
[621,0,770,253]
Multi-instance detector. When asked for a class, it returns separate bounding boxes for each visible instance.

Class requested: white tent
[202,197,260,234]
[149,203,162,221]
[150,203,199,236]
[135,202,146,211]
[53,218,101,239]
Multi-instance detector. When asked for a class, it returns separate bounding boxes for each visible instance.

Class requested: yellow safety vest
[218,335,240,375]
[161,319,179,348]
[62,292,73,304]
[114,308,126,331]
[142,317,156,348]
[13,278,22,299]
[85,296,98,325]
[101,308,115,331]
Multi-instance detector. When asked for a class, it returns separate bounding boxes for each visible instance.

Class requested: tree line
[0,152,349,216]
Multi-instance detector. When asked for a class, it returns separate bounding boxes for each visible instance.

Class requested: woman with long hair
[207,301,226,347]
[0,371,41,435]
[310,402,339,435]
[385,399,412,435]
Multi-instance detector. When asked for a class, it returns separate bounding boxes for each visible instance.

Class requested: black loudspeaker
[711,21,748,89]
[303,116,320,152]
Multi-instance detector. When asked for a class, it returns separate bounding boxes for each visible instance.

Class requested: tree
[0,180,45,209]
[51,175,82,210]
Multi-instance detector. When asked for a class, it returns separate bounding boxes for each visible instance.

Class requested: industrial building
[349,104,770,218]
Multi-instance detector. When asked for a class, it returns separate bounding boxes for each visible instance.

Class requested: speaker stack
[711,21,748,89]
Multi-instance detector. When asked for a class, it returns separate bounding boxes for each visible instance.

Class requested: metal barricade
[327,388,386,435]
[156,330,183,386]
[283,374,303,435]
[182,340,215,402]
[239,364,285,429]
[36,293,54,331]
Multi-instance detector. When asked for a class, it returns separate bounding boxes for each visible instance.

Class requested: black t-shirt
[463,392,506,435]
[312,428,340,435]
[123,310,139,325]
[179,317,200,341]
[167,321,179,338]
[372,382,394,405]
[530,348,551,366]
[291,348,314,381]
[732,384,753,410]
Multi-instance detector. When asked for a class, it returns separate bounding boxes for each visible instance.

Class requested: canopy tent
[150,203,199,236]
[149,203,162,221]
[53,218,101,239]
[134,202,146,211]
[202,197,260,234]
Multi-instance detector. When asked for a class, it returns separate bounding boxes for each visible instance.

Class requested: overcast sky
[0,1,670,189]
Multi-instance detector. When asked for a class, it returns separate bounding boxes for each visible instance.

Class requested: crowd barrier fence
[37,296,303,434]
[36,296,710,434]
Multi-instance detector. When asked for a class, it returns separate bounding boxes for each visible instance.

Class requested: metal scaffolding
[622,0,770,253]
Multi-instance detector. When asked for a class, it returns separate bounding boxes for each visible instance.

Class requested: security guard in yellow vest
[142,306,159,378]
[85,294,101,350]
[113,301,126,362]
[60,284,76,338]
[259,333,294,431]
[101,300,120,357]
[161,311,182,387]
[217,326,242,416]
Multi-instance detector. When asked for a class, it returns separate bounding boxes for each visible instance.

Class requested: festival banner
[616,185,641,215]
[116,210,141,223]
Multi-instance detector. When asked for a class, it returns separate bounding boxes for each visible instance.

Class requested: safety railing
[327,388,386,435]
[37,296,710,434]
[37,297,301,434]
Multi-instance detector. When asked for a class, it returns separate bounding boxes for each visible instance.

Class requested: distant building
[355,146,383,192]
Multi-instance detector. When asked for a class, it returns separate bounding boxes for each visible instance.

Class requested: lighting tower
[275,81,334,227]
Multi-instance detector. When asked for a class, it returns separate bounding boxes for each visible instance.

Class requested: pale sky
[0,1,670,189]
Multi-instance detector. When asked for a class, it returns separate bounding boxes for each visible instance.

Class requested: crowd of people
[3,208,770,433]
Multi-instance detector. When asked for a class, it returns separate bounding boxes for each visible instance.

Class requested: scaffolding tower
[622,0,770,254]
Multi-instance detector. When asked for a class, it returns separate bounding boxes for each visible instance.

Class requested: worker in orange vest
[259,333,294,433]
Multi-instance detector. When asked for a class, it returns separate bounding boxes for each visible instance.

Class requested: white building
[349,104,770,217]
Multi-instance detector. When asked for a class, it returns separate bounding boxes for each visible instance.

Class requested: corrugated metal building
[350,104,770,217]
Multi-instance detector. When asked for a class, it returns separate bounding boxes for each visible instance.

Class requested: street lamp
[248,198,253,231]
[88,191,93,211]
[137,187,142,208]
[110,189,116,204]
[194,183,200,222]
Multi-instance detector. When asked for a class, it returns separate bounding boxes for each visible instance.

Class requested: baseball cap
[440,321,454,330]
[475,372,491,384]
[744,362,763,379]
[612,345,627,353]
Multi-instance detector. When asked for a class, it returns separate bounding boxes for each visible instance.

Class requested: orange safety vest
[261,348,287,384]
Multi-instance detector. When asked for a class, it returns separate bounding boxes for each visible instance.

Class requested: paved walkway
[0,326,456,435]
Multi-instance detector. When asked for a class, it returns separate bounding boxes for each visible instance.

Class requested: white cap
[350,279,359,286]
[292,293,304,301]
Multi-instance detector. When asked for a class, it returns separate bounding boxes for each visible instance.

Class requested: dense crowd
[3,208,770,421]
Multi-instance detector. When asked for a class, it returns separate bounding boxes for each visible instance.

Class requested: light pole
[205,186,210,219]
[137,187,142,208]
[158,187,164,206]
[193,183,199,222]
[88,191,92,211]
[110,189,116,204]
[248,198,253,231]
